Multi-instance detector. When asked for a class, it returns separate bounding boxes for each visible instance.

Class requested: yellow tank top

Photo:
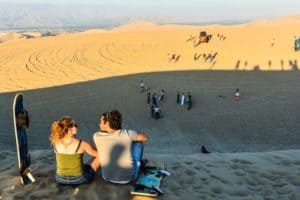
[56,153,83,176]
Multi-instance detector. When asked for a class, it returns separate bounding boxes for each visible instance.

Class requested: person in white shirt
[93,110,148,184]
[140,80,145,93]
[181,92,185,106]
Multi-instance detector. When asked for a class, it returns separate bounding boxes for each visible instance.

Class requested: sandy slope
[0,150,299,200]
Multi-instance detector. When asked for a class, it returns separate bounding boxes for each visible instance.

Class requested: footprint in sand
[230,163,243,170]
[276,185,293,195]
[272,155,284,160]
[184,161,193,165]
[0,163,15,172]
[243,176,258,187]
[247,185,263,192]
[178,176,195,185]
[245,168,258,175]
[272,181,288,188]
[211,185,224,194]
[205,163,217,168]
[246,174,269,186]
[194,166,202,171]
[259,172,278,181]
[171,165,180,171]
[279,159,293,166]
[228,189,249,197]
[269,170,289,177]
[289,176,300,186]
[200,177,210,185]
[210,174,229,184]
[185,169,196,176]
[0,154,7,160]
[231,159,253,165]
[293,160,300,165]
[233,170,245,176]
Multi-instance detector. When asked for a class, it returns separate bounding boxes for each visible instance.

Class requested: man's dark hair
[102,109,122,130]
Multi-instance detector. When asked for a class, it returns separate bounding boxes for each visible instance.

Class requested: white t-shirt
[93,129,138,183]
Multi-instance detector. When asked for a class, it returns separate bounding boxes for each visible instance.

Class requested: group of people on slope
[148,90,164,119]
[141,80,164,120]
[49,109,148,185]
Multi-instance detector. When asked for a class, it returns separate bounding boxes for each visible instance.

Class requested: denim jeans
[56,164,95,185]
[131,142,143,181]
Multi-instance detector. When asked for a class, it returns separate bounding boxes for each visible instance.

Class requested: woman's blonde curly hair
[49,116,74,145]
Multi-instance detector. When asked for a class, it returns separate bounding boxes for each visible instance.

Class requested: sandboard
[131,161,168,199]
[13,93,35,185]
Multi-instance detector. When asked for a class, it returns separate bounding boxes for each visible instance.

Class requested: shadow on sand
[1,69,300,153]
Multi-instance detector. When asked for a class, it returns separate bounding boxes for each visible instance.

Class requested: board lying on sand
[13,93,35,185]
[131,161,170,199]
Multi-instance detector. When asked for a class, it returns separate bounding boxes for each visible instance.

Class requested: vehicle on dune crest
[199,31,210,43]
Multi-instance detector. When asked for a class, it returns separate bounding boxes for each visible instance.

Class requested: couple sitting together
[49,109,148,185]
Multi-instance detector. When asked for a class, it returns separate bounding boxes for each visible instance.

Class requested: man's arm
[136,132,148,142]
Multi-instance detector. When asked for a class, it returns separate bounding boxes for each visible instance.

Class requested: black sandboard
[13,93,35,185]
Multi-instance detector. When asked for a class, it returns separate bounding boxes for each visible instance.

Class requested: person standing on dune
[186,92,192,110]
[235,88,240,101]
[181,92,185,106]
[140,80,145,93]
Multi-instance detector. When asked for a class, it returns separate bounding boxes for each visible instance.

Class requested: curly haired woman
[50,116,100,185]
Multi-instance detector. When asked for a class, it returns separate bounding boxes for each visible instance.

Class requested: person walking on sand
[235,88,240,101]
[181,92,185,106]
[158,89,164,102]
[50,116,100,185]
[152,93,157,107]
[151,105,155,118]
[140,80,145,93]
[186,92,192,110]
[154,106,161,119]
[93,110,148,184]
[147,92,151,104]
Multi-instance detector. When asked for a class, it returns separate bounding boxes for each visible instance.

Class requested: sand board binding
[131,161,166,200]
[12,93,35,185]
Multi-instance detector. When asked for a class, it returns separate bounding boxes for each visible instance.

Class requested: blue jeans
[131,142,143,181]
[56,164,95,185]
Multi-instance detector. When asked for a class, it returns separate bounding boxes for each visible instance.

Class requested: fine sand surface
[1,150,300,200]
[0,16,300,199]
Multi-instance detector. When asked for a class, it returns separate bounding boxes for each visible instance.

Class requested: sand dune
[1,16,300,199]
[0,32,24,43]
[0,16,299,92]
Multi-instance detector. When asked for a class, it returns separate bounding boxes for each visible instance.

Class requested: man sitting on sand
[93,109,148,184]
